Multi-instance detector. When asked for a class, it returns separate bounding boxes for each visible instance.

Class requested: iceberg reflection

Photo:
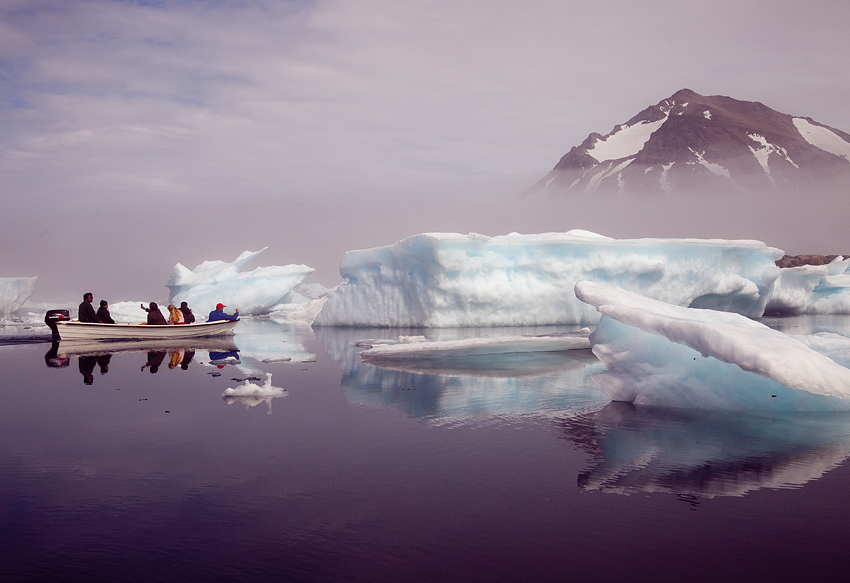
[318,327,608,422]
[562,402,850,498]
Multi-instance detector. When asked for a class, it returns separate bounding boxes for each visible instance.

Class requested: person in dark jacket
[179,301,195,324]
[140,302,168,325]
[78,293,99,323]
[207,303,239,322]
[96,300,115,324]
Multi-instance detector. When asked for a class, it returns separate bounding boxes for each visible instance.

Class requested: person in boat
[140,302,168,325]
[96,300,115,324]
[166,304,184,325]
[78,293,100,323]
[207,303,239,322]
[179,301,195,324]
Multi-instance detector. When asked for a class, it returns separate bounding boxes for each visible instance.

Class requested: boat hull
[56,320,238,341]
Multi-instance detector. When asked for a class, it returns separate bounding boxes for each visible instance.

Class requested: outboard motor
[44,309,70,341]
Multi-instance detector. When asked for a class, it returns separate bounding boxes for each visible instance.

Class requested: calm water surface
[2,319,850,582]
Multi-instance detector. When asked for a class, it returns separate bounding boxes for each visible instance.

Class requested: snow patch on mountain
[586,117,667,162]
[587,159,633,192]
[793,118,850,160]
[689,149,731,180]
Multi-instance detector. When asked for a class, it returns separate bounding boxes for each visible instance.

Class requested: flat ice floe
[575,281,850,411]
[358,332,590,360]
[314,230,782,327]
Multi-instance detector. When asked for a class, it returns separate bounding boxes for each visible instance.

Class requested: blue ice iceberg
[314,230,782,327]
[575,281,850,411]
[766,256,850,315]
[166,248,314,317]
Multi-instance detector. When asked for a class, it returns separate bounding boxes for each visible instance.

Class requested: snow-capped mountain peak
[531,89,850,195]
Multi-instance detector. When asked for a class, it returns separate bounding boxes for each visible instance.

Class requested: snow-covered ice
[314,230,782,327]
[0,277,37,316]
[167,248,314,316]
[576,281,850,411]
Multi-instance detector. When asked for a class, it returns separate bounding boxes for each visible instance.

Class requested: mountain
[530,89,850,195]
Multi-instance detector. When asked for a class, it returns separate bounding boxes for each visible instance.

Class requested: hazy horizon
[2,0,849,303]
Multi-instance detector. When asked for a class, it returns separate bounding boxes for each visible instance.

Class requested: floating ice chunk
[314,231,782,327]
[359,333,590,360]
[0,277,37,316]
[223,372,285,398]
[765,265,829,313]
[222,372,287,414]
[767,257,850,315]
[167,248,314,316]
[269,283,336,325]
[575,281,850,411]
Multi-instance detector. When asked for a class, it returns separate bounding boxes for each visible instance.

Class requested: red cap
[216,303,225,309]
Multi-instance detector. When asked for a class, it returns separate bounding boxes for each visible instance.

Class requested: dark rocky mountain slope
[530,89,850,195]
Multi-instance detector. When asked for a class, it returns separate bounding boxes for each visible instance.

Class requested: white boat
[55,319,238,341]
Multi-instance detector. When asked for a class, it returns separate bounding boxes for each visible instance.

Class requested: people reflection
[97,354,111,374]
[168,349,185,369]
[141,351,167,373]
[209,350,240,367]
[180,350,195,370]
[79,355,98,384]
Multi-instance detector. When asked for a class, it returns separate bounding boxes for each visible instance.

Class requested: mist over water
[4,179,848,304]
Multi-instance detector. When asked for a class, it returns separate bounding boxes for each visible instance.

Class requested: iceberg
[575,281,850,411]
[314,231,782,327]
[0,277,37,316]
[166,248,314,316]
[766,256,850,315]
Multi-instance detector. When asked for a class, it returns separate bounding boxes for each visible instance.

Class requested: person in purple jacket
[207,303,239,322]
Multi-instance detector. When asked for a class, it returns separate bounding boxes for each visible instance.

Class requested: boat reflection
[44,337,239,383]
[561,401,850,498]
[317,326,608,422]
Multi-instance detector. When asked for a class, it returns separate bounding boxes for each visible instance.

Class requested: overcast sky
[2,0,850,300]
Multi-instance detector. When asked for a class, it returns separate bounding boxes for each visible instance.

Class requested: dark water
[2,320,850,582]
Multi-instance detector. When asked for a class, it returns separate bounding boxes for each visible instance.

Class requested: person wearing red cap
[207,302,240,322]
